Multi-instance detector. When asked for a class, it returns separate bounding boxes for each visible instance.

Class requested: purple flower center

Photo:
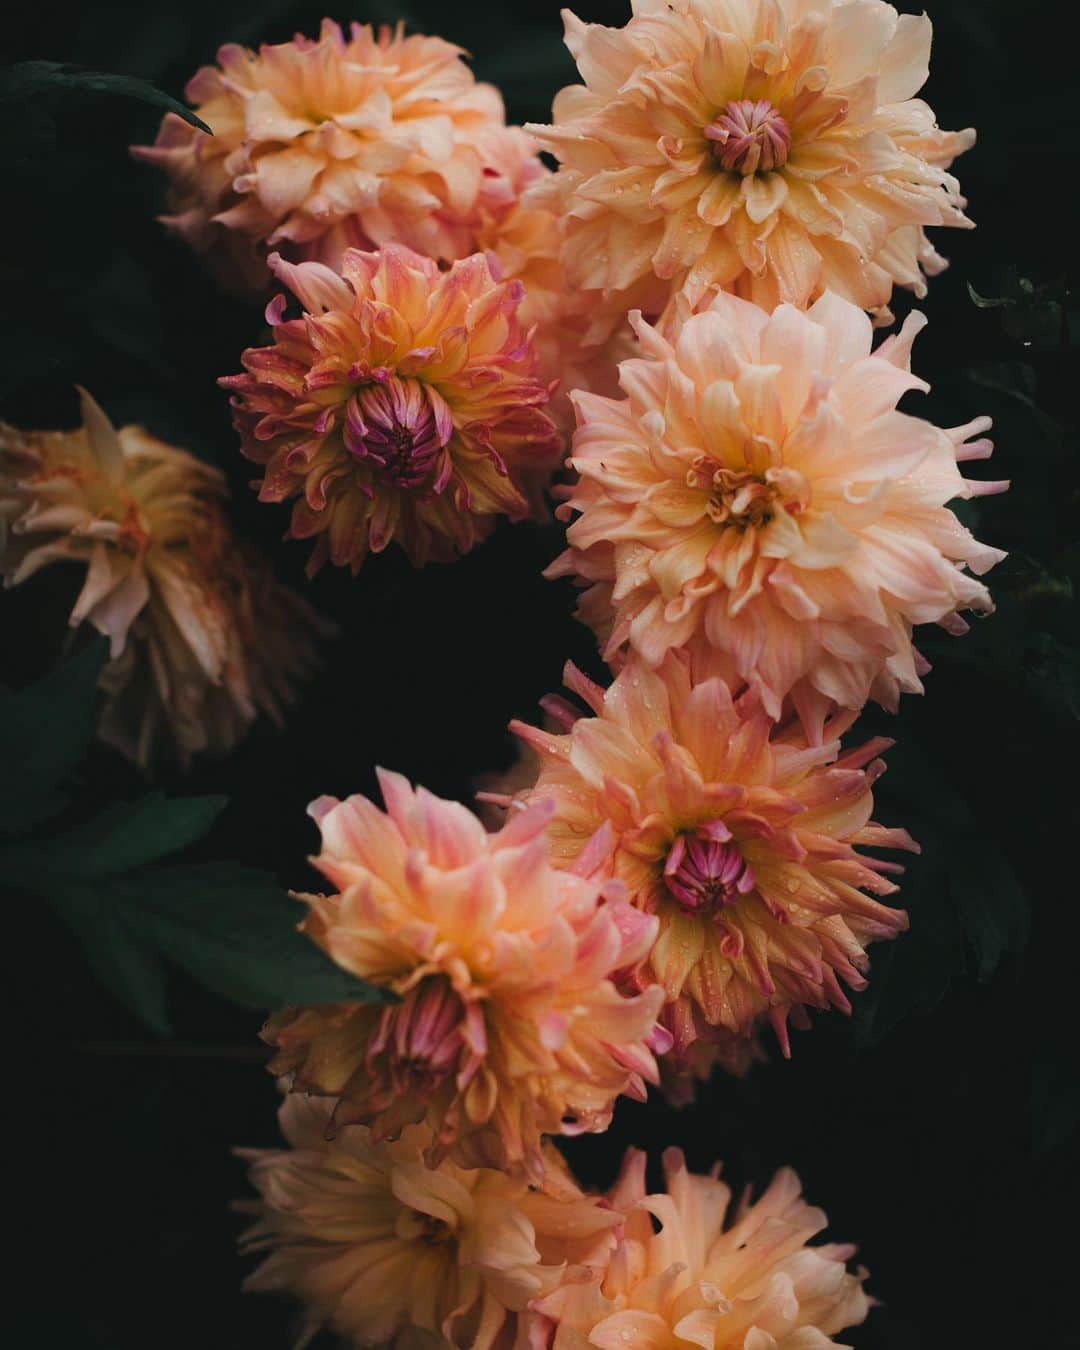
[705,99,792,175]
[372,976,463,1089]
[344,374,453,492]
[664,822,755,916]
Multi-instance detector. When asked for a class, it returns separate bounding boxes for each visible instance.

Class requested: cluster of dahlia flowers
[3,3,1005,1343]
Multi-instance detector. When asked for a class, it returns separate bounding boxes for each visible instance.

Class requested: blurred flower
[527,0,973,332]
[133,19,537,292]
[0,390,328,767]
[537,1146,872,1347]
[240,1093,619,1349]
[264,772,667,1179]
[511,654,915,1056]
[222,245,561,573]
[549,292,1006,731]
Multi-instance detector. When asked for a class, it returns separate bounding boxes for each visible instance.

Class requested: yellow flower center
[688,458,810,530]
[688,460,777,528]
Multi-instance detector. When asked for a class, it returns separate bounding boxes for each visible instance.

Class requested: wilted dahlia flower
[264,771,666,1179]
[550,292,1006,730]
[510,655,915,1057]
[240,1094,619,1349]
[528,0,974,327]
[536,1147,871,1347]
[0,390,327,767]
[223,245,561,572]
[133,19,538,292]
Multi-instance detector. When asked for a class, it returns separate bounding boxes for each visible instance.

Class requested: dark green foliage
[0,60,212,133]
[0,647,388,1033]
[36,862,390,1036]
[0,636,107,834]
[853,742,1029,1048]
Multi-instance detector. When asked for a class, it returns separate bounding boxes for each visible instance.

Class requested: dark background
[3,2,1078,1347]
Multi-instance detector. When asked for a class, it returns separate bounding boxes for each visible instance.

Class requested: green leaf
[852,742,1029,1049]
[121,863,393,1012]
[0,638,108,835]
[0,61,212,134]
[29,792,229,877]
[0,640,379,1030]
[5,835,391,1030]
[51,880,172,1036]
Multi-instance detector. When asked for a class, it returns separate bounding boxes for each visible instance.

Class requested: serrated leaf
[0,638,108,835]
[0,61,212,134]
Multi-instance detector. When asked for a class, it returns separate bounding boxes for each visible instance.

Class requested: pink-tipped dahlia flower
[510,655,915,1058]
[222,245,562,572]
[0,391,327,767]
[240,1094,620,1350]
[536,1147,871,1347]
[132,19,539,292]
[549,291,1006,730]
[527,0,974,328]
[263,771,666,1179]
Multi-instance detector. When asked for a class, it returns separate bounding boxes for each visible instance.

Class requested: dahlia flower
[0,390,327,767]
[263,772,666,1179]
[510,655,915,1056]
[536,1147,871,1347]
[472,153,635,431]
[549,292,1006,730]
[133,19,538,292]
[528,0,974,327]
[222,245,562,572]
[240,1094,619,1350]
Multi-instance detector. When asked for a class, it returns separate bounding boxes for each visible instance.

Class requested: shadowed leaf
[0,60,211,133]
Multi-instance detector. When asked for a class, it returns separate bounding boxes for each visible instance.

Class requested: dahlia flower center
[344,375,452,492]
[688,459,785,529]
[664,823,755,916]
[377,976,464,1091]
[705,100,792,175]
[396,1206,456,1246]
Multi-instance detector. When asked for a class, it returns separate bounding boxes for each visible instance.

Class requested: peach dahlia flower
[0,391,326,767]
[133,20,537,292]
[511,655,915,1058]
[264,771,666,1179]
[223,245,561,573]
[550,292,1006,731]
[240,1094,620,1349]
[528,0,974,327]
[472,148,635,432]
[536,1147,871,1348]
